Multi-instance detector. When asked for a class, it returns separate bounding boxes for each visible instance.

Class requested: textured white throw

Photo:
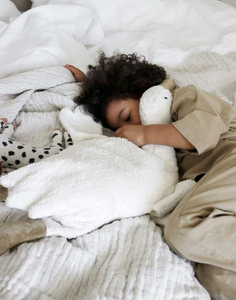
[166,51,236,107]
[0,202,210,300]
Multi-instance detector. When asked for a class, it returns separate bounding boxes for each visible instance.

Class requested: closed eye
[126,114,130,122]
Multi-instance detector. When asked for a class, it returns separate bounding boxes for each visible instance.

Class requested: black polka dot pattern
[1,128,64,169]
[52,133,58,139]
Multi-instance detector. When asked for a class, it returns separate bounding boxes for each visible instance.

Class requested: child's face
[106,98,141,130]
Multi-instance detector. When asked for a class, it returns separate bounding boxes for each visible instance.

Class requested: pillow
[0,0,21,23]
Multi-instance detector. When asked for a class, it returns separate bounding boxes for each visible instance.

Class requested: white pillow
[0,0,21,23]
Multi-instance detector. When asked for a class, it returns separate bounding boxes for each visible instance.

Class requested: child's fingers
[64,65,78,80]
[115,128,120,137]
[64,64,76,73]
[115,128,123,137]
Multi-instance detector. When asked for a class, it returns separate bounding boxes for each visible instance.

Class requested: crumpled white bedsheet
[0,1,104,79]
[0,0,21,23]
[1,0,236,79]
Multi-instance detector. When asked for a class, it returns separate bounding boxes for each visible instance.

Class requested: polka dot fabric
[0,119,73,171]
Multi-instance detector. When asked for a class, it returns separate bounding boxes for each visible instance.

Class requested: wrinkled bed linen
[1,0,236,80]
[0,51,235,242]
[0,203,210,300]
[0,51,235,299]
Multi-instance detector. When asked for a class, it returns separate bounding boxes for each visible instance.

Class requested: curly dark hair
[74,51,167,128]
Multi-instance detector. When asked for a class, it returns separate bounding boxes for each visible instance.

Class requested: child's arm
[64,64,88,82]
[144,124,195,150]
[115,124,195,149]
[144,78,195,149]
[115,78,195,150]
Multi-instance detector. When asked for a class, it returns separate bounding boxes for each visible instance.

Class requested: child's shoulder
[172,84,198,100]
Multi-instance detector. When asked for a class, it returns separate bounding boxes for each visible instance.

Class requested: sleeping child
[65,52,236,300]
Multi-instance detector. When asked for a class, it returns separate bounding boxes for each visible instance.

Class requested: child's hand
[64,64,88,82]
[115,125,146,147]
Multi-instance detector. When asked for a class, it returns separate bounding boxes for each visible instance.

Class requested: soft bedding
[1,0,236,299]
[1,0,236,79]
[0,203,210,300]
[0,68,195,238]
[0,0,21,23]
[1,51,236,299]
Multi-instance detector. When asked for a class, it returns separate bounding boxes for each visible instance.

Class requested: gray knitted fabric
[166,51,236,107]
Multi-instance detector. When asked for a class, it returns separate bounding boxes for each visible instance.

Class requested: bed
[0,0,236,299]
